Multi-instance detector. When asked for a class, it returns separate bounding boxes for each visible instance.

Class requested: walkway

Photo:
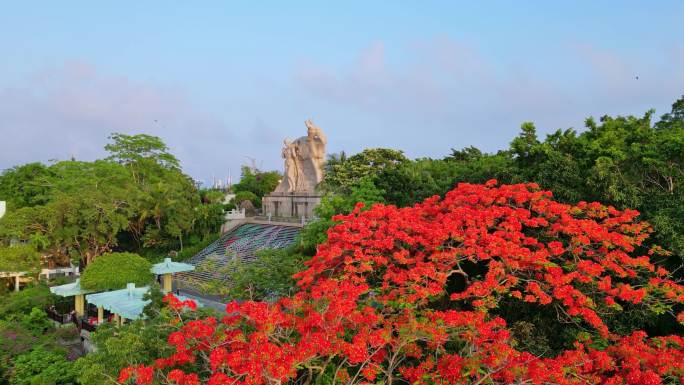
[174,286,227,313]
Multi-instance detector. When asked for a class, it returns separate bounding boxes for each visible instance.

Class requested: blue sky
[1,1,683,184]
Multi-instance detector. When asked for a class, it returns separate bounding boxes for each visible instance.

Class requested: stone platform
[262,192,321,219]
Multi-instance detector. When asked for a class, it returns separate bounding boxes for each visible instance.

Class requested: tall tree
[105,133,199,250]
[0,163,54,209]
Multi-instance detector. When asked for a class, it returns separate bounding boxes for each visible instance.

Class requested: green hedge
[81,252,153,291]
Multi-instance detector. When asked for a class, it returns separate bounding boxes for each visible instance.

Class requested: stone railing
[224,208,246,220]
[40,264,79,280]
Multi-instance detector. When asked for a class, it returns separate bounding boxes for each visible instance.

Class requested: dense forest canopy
[0,133,226,270]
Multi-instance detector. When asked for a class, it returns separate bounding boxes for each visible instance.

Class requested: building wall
[262,193,321,219]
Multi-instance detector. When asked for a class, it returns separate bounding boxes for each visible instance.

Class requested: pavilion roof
[85,283,201,320]
[151,258,195,275]
[49,278,93,297]
[86,283,150,320]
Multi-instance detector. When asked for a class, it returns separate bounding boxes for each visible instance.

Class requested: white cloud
[0,61,238,181]
[294,38,684,153]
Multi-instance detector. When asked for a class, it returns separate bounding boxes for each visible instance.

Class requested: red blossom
[120,182,684,385]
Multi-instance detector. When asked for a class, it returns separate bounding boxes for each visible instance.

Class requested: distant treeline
[320,95,684,268]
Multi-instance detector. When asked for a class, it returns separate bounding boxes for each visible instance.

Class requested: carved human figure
[304,119,327,184]
[281,139,298,192]
[274,120,327,193]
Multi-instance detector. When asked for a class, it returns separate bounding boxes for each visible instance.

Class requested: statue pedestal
[262,192,321,219]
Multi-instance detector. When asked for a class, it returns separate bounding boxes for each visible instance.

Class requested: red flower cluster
[163,293,198,311]
[120,182,684,384]
[119,365,153,385]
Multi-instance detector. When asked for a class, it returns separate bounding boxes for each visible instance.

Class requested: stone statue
[281,139,299,192]
[275,120,327,193]
[304,119,327,183]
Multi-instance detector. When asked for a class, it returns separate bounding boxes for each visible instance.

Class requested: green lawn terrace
[175,222,301,293]
[47,258,196,330]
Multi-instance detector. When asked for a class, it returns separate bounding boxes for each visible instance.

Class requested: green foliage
[232,191,258,206]
[20,308,53,335]
[142,283,165,318]
[192,203,225,240]
[0,133,208,266]
[108,134,199,250]
[0,245,40,274]
[232,166,280,207]
[200,189,226,204]
[0,163,54,209]
[0,285,54,322]
[174,233,220,261]
[322,148,408,193]
[504,102,684,265]
[10,346,77,385]
[105,133,180,170]
[0,160,134,265]
[81,252,153,291]
[218,247,307,301]
[317,96,684,272]
[300,176,385,254]
[0,322,35,381]
[74,304,217,385]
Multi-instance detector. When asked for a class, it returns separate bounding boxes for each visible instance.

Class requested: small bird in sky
[636,76,639,80]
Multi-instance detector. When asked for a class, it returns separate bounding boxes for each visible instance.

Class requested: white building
[0,201,5,219]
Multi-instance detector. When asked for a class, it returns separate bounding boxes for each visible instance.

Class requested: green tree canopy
[322,148,408,193]
[0,162,54,209]
[0,133,214,265]
[0,245,40,274]
[80,252,153,291]
[105,133,199,251]
[0,160,133,265]
[232,166,280,207]
[105,133,180,170]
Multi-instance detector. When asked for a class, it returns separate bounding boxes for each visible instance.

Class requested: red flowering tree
[120,182,684,385]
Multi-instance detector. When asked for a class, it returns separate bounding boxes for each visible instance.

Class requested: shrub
[11,346,77,385]
[0,320,37,380]
[232,191,258,207]
[20,307,53,335]
[0,285,53,321]
[81,252,153,291]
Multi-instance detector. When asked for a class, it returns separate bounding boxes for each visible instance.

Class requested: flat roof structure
[86,283,150,320]
[85,283,201,320]
[49,278,92,297]
[151,258,195,275]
